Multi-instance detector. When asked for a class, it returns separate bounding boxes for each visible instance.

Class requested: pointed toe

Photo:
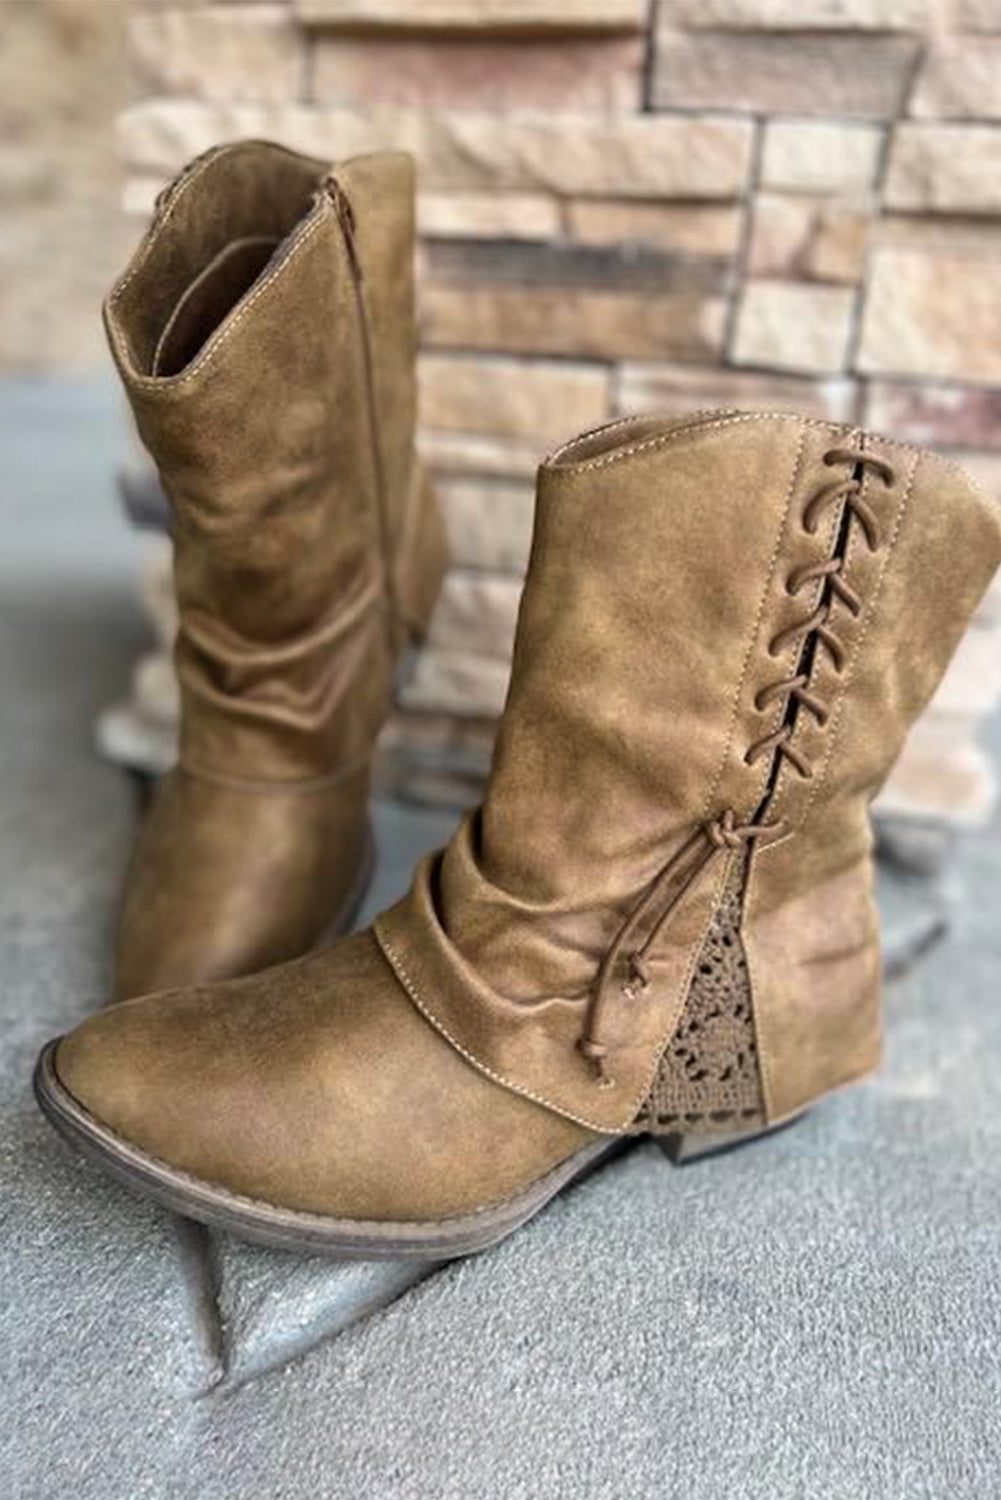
[55,1009,148,1136]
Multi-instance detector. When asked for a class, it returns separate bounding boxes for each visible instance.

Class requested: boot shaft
[38,411,1001,1259]
[376,413,1001,1133]
[104,141,424,780]
[487,413,999,900]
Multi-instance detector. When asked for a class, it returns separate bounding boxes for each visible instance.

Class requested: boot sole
[33,1041,627,1260]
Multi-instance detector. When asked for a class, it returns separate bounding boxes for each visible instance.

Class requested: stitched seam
[841,437,868,593]
[547,414,637,461]
[110,140,331,304]
[797,451,919,825]
[640,431,869,1121]
[667,433,806,1124]
[699,424,808,823]
[546,408,733,463]
[117,209,329,393]
[833,431,872,626]
[374,925,622,1136]
[569,428,807,1117]
[765,428,860,820]
[543,410,977,480]
[551,414,842,474]
[109,144,230,305]
[746,437,884,1120]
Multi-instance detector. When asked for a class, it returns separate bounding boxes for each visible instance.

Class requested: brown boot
[37,413,1000,1256]
[103,141,447,999]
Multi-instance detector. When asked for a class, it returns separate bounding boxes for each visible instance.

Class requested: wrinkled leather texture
[57,933,594,1219]
[49,411,1000,1229]
[104,140,446,999]
[376,413,1001,1131]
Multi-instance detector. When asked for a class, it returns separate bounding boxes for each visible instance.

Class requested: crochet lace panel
[635,852,764,1136]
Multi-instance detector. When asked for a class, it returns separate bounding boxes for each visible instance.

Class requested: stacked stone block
[108,0,1001,841]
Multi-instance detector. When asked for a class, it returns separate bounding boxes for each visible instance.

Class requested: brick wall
[116,0,1001,832]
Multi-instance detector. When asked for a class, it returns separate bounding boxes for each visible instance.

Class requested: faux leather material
[114,765,371,999]
[57,933,595,1219]
[744,440,1001,1119]
[376,413,1001,1131]
[336,154,420,640]
[47,411,1000,1229]
[151,236,278,378]
[105,140,446,998]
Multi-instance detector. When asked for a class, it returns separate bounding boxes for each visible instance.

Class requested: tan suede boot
[103,141,446,999]
[38,413,1000,1257]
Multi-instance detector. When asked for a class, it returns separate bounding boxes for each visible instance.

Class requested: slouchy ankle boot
[38,413,1000,1256]
[104,141,446,999]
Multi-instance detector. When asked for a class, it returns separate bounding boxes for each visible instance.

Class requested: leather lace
[743,447,895,781]
[578,445,896,1087]
[579,812,785,1087]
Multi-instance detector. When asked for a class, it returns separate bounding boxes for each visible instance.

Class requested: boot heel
[395,464,449,644]
[655,1112,803,1166]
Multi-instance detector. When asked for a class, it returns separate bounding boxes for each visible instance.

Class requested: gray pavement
[2,379,1000,1500]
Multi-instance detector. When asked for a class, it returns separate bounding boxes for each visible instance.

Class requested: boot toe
[53,995,201,1171]
[46,939,415,1209]
[41,932,594,1234]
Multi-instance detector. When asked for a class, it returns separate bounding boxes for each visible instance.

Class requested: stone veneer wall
[1,0,131,372]
[117,0,1001,829]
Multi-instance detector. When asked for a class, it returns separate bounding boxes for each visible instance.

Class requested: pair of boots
[35,141,1001,1260]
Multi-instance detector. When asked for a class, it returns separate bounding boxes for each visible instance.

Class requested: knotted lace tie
[578,811,785,1087]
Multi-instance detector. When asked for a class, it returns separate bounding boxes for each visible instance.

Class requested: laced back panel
[635,851,764,1135]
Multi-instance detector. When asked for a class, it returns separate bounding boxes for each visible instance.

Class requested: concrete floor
[2,380,1000,1499]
